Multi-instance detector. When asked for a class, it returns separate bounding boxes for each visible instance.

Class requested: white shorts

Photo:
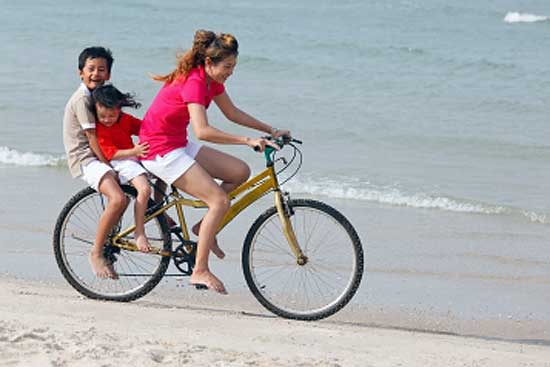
[80,159,114,191]
[141,141,202,185]
[111,158,147,184]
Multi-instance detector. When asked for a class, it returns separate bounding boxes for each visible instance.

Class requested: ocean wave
[0,146,65,167]
[503,12,549,23]
[283,178,549,224]
[522,211,550,224]
[389,46,427,56]
[239,54,274,65]
[283,178,506,215]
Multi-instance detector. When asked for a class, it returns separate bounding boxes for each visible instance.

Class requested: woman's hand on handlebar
[270,128,291,139]
[247,137,280,152]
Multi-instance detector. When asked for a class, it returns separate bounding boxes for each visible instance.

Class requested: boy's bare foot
[89,253,118,279]
[190,269,227,294]
[135,234,151,252]
[192,223,225,259]
[191,222,225,259]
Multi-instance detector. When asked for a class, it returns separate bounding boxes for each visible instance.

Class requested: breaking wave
[283,177,549,224]
[503,12,549,23]
[0,146,65,167]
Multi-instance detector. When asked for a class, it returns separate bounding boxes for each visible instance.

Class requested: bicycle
[53,137,364,320]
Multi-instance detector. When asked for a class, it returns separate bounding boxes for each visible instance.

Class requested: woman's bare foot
[89,252,118,279]
[190,269,227,294]
[165,214,177,228]
[135,234,151,252]
[192,223,225,259]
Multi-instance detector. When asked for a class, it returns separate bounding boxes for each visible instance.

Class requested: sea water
[1,0,549,335]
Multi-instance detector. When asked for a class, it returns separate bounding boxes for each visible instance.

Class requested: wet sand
[1,276,549,367]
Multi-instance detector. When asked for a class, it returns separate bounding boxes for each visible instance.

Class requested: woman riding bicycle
[139,29,290,294]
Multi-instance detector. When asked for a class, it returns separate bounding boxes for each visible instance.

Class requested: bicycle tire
[242,199,364,320]
[53,185,171,301]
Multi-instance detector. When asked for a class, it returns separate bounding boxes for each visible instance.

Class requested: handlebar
[253,135,302,166]
[253,135,302,152]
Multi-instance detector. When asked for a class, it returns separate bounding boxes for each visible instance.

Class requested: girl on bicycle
[139,29,290,294]
[92,84,152,253]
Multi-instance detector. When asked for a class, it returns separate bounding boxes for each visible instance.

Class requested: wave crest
[284,179,505,214]
[522,211,550,224]
[283,178,549,224]
[0,146,66,167]
[503,12,549,23]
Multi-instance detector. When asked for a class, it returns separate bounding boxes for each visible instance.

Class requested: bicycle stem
[263,136,302,166]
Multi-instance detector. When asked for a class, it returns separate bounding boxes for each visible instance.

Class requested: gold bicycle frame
[113,164,305,261]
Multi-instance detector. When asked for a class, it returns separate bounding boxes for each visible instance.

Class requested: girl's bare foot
[89,253,118,279]
[135,234,151,252]
[105,263,118,280]
[190,269,227,294]
[192,223,225,259]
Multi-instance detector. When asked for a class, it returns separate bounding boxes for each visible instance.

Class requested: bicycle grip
[253,145,261,152]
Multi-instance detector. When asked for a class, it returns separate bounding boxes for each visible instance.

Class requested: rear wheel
[242,199,364,320]
[53,185,171,301]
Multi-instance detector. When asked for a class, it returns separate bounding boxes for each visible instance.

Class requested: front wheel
[53,185,171,302]
[242,199,364,320]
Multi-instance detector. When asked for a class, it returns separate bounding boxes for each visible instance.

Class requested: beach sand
[1,276,548,367]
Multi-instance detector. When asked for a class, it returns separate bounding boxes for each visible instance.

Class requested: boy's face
[79,57,110,91]
[96,104,120,127]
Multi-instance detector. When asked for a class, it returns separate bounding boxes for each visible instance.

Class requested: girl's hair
[153,30,239,84]
[91,84,141,110]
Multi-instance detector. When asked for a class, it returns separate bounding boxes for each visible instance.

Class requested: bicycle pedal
[169,225,181,233]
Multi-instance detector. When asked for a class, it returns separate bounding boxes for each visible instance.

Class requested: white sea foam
[0,146,65,167]
[284,178,550,224]
[522,210,550,224]
[283,178,506,215]
[503,12,549,23]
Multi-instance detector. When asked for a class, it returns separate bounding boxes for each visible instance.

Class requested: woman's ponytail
[152,30,238,84]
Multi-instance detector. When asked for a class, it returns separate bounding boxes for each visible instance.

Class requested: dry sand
[0,276,549,367]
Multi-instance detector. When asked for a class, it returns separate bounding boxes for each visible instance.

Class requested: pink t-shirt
[139,66,225,160]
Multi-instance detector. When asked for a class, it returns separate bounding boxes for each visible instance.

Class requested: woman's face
[205,55,237,84]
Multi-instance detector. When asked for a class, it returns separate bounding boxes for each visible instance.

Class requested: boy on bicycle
[62,46,126,279]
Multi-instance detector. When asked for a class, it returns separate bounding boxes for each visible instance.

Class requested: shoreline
[1,276,549,366]
[3,258,550,346]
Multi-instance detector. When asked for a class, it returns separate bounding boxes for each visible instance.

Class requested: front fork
[274,190,308,265]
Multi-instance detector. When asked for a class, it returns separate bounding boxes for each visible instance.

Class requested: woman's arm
[213,92,272,133]
[188,103,277,151]
[213,92,290,138]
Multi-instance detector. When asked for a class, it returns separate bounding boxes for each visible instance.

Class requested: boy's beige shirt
[63,84,97,177]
